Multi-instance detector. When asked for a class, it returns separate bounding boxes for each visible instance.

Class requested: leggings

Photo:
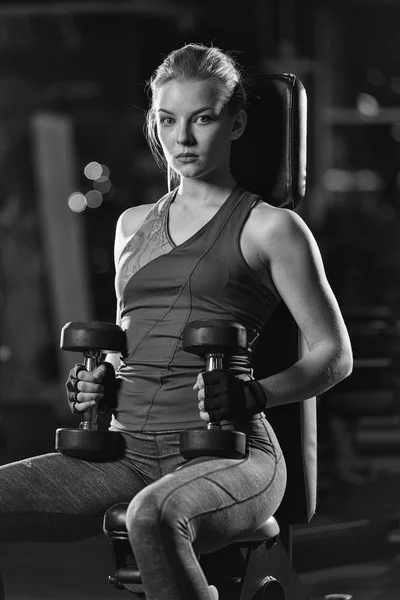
[0,415,286,600]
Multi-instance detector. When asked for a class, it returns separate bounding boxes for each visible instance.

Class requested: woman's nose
[177,122,194,145]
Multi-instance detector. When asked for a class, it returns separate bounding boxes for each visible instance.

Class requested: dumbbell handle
[205,352,223,372]
[79,350,102,430]
[205,351,223,430]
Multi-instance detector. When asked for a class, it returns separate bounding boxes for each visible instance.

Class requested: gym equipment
[103,74,314,600]
[179,319,247,459]
[55,320,126,461]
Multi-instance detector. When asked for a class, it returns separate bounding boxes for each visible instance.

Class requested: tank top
[111,186,281,432]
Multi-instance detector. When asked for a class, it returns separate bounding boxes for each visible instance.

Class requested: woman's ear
[231,110,247,141]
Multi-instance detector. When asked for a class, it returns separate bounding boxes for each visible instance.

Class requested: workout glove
[65,361,119,415]
[202,369,268,423]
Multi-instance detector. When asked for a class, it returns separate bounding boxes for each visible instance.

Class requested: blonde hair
[144,43,247,190]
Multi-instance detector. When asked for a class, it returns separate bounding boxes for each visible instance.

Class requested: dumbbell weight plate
[61,321,126,355]
[180,429,246,459]
[55,428,124,461]
[182,320,247,355]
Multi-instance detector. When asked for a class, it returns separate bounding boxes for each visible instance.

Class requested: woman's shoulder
[116,189,174,238]
[251,200,307,237]
[116,203,156,239]
[249,200,316,260]
[113,202,156,267]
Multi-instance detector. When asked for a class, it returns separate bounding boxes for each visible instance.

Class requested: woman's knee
[126,482,189,546]
[126,485,162,536]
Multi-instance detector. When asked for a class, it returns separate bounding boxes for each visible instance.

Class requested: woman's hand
[65,362,117,414]
[194,372,209,422]
[193,370,267,423]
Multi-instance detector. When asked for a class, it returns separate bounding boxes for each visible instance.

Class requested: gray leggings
[0,415,286,600]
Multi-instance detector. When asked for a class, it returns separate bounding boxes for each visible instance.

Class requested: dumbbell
[55,321,126,461]
[179,320,247,459]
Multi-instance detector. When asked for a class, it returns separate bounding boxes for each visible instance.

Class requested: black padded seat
[104,502,130,535]
[104,501,280,543]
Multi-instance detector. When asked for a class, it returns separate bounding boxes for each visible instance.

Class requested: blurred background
[1,0,400,598]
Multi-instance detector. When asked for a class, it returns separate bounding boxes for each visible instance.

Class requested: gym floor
[0,535,399,600]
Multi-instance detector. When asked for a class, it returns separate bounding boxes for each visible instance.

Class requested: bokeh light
[355,169,384,191]
[390,77,400,95]
[323,168,384,192]
[85,190,103,208]
[391,122,400,142]
[84,161,103,180]
[93,178,112,194]
[0,344,12,362]
[68,192,86,212]
[356,93,380,118]
[100,164,110,178]
[366,68,386,87]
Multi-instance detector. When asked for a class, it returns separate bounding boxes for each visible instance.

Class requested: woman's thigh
[0,451,148,543]
[128,417,287,554]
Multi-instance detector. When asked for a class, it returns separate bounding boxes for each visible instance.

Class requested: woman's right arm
[105,204,155,370]
[66,205,153,413]
[104,210,130,371]
[104,306,123,371]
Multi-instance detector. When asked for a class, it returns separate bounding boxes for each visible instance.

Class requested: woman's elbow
[336,343,353,382]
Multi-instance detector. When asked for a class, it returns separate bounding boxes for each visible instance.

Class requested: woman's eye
[195,115,212,124]
[160,117,175,126]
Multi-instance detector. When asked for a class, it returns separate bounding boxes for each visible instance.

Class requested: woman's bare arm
[103,210,132,370]
[104,204,155,371]
[257,208,353,408]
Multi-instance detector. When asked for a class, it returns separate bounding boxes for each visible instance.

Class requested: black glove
[202,369,268,423]
[65,361,119,415]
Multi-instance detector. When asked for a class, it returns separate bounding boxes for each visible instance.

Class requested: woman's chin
[173,164,224,184]
[173,163,202,178]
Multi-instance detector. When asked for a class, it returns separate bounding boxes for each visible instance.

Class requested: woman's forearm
[258,342,353,408]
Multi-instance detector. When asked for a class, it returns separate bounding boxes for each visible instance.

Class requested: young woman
[0,44,352,600]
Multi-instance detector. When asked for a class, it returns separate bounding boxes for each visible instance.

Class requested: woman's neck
[175,175,237,208]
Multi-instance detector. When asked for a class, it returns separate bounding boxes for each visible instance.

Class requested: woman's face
[154,78,243,184]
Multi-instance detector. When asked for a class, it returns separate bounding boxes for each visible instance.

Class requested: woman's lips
[176,155,199,163]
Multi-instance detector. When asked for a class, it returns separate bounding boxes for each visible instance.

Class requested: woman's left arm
[257,208,353,408]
